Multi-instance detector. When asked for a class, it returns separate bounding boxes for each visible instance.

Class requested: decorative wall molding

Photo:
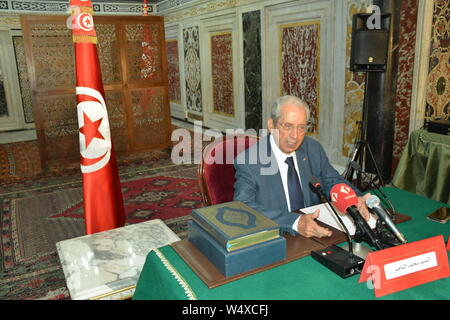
[201,13,243,131]
[0,0,154,15]
[0,30,26,130]
[160,0,261,23]
[0,14,21,28]
[157,0,197,12]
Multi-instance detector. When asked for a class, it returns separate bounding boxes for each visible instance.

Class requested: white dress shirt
[269,135,303,232]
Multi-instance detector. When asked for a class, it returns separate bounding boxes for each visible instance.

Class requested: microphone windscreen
[365,194,380,209]
[330,183,358,213]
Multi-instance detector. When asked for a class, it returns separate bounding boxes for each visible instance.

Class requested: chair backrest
[197,134,259,206]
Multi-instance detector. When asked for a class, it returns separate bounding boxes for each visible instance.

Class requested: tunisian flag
[69,0,125,234]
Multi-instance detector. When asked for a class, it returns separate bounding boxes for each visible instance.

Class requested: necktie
[285,156,305,211]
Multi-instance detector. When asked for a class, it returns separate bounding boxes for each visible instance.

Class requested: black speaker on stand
[343,13,391,191]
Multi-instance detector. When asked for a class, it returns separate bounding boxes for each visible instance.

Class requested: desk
[392,129,450,205]
[56,219,180,300]
[132,188,449,300]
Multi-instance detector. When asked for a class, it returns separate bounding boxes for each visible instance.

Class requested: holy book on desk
[190,201,280,252]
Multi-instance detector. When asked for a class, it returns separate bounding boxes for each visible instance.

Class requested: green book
[191,201,280,252]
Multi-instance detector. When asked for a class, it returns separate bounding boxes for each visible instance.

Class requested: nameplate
[359,235,450,298]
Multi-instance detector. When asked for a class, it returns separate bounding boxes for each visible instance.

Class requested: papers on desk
[301,203,377,236]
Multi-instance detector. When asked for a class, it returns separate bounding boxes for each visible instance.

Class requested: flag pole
[69,0,125,234]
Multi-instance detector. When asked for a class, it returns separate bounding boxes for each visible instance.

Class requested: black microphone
[309,177,354,257]
[330,184,384,251]
[366,195,407,244]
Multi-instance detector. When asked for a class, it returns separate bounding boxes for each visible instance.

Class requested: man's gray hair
[270,95,311,124]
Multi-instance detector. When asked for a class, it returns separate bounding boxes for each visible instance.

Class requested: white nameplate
[383,251,438,280]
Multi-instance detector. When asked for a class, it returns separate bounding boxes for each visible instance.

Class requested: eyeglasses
[277,122,310,133]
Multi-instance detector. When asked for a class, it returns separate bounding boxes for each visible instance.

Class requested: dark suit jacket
[233,134,358,234]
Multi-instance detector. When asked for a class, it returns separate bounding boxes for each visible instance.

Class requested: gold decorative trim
[154,248,197,300]
[188,112,203,121]
[90,285,135,300]
[72,34,98,44]
[213,110,235,118]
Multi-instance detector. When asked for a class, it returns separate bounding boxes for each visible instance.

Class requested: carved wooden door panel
[21,15,171,171]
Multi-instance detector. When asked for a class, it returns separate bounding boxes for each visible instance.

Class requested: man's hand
[296,210,332,238]
[357,193,372,221]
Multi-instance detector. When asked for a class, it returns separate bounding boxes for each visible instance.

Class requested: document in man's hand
[301,203,377,235]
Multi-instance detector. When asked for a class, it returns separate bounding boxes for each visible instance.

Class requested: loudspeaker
[350,13,391,72]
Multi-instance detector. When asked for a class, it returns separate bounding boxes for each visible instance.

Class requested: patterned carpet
[0,137,204,300]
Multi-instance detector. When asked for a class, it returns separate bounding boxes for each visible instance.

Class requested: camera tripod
[343,72,385,191]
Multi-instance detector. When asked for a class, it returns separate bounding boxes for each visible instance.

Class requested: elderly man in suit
[233,95,371,237]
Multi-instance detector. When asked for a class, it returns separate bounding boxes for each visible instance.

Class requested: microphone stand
[349,161,397,223]
[348,161,404,248]
[345,207,384,251]
[309,183,354,260]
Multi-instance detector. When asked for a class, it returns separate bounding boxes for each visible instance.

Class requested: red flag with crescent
[69,0,125,234]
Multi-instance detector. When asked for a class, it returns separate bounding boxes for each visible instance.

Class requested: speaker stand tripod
[343,72,385,192]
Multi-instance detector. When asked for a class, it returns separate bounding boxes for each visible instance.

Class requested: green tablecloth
[133,187,450,300]
[392,129,450,205]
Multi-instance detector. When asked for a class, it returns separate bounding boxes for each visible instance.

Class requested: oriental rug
[0,162,201,300]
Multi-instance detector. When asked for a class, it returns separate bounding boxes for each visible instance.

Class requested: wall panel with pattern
[425,0,449,121]
[21,15,171,171]
[183,25,203,118]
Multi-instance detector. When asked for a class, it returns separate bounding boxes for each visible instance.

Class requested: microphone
[366,195,407,244]
[309,177,365,279]
[309,176,354,256]
[330,183,384,250]
[349,161,397,222]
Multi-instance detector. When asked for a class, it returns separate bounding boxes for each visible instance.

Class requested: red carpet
[49,175,201,223]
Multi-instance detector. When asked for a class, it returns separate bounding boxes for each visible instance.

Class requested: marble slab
[56,219,180,300]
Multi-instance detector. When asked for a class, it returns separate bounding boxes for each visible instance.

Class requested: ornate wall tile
[0,1,152,14]
[11,1,68,12]
[166,39,181,103]
[12,36,34,123]
[103,4,142,13]
[0,1,8,10]
[211,31,234,116]
[183,26,202,113]
[425,0,450,121]
[392,0,418,169]
[280,21,320,133]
